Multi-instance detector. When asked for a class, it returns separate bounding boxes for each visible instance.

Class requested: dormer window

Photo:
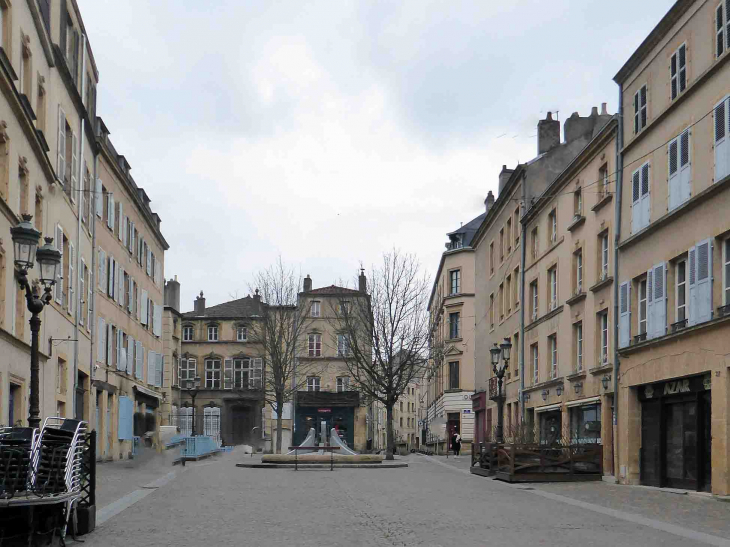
[208,325,218,342]
[310,301,321,317]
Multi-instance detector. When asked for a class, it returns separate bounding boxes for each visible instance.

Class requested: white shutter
[95,178,103,217]
[646,268,653,338]
[679,129,691,203]
[137,287,142,321]
[128,278,134,313]
[689,245,698,326]
[107,323,113,367]
[641,163,651,229]
[619,281,630,348]
[668,137,679,211]
[118,202,123,241]
[127,336,134,375]
[57,106,66,181]
[141,290,148,325]
[130,222,135,253]
[148,350,155,385]
[108,194,114,230]
[224,359,233,389]
[250,358,263,389]
[631,169,641,233]
[156,353,163,387]
[98,248,106,290]
[136,341,144,379]
[79,169,86,222]
[98,318,106,362]
[652,263,666,339]
[70,132,78,202]
[116,329,123,371]
[68,243,75,315]
[696,239,713,323]
[107,256,114,297]
[715,97,729,182]
[154,302,162,336]
[146,246,152,276]
[55,225,63,302]
[79,259,85,325]
[122,215,128,247]
[117,266,124,306]
[87,269,92,329]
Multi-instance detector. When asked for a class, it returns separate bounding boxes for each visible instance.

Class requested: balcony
[671,318,688,333]
[566,286,586,306]
[634,332,647,344]
[718,304,730,318]
[567,214,586,232]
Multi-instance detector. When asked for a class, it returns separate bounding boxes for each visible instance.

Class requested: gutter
[90,135,98,386]
[519,171,526,422]
[612,83,624,479]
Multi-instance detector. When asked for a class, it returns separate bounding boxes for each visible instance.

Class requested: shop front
[294,391,360,448]
[638,374,712,492]
[472,392,486,446]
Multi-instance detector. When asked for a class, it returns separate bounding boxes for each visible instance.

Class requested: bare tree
[248,258,315,453]
[332,251,430,460]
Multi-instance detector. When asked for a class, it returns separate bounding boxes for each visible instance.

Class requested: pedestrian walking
[452,431,461,456]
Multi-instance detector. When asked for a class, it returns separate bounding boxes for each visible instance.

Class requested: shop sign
[641,374,711,400]
[317,408,332,413]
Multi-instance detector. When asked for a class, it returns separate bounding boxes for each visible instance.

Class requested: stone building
[393,380,419,451]
[470,108,612,447]
[613,0,730,494]
[426,215,484,453]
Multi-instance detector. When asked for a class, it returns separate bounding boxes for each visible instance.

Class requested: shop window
[569,404,601,444]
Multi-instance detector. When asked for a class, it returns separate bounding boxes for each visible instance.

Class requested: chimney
[303,275,312,292]
[484,190,495,213]
[164,276,181,312]
[253,288,261,302]
[194,291,205,315]
[358,269,367,293]
[601,102,608,115]
[564,110,597,144]
[498,165,514,194]
[537,111,560,155]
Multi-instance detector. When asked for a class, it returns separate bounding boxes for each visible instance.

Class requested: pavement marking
[97,470,182,525]
[418,454,730,547]
[142,471,177,489]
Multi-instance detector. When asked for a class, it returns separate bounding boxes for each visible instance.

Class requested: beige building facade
[613,0,730,494]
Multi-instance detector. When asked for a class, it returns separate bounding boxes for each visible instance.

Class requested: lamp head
[10,214,41,271]
[35,237,62,287]
[490,343,501,367]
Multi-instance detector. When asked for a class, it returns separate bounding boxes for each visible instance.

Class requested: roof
[182,296,263,319]
[306,285,362,295]
[446,212,487,248]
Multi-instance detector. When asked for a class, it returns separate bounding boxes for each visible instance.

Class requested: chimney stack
[194,291,205,315]
[253,288,261,302]
[303,275,312,292]
[537,111,560,155]
[601,102,608,115]
[164,276,181,312]
[498,165,514,194]
[359,269,367,293]
[484,190,495,213]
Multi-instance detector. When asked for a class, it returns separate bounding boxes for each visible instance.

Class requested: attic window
[449,234,463,250]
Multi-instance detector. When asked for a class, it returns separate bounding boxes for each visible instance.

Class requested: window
[449,269,461,295]
[499,283,504,319]
[308,334,322,357]
[530,280,539,321]
[575,322,583,372]
[514,267,520,308]
[676,259,687,323]
[183,326,193,341]
[506,218,512,253]
[631,162,650,233]
[205,359,221,389]
[337,334,351,357]
[489,242,494,274]
[179,358,196,385]
[233,358,250,389]
[449,361,459,390]
[718,2,729,58]
[639,279,648,335]
[570,404,601,444]
[599,312,609,365]
[514,207,520,246]
[448,312,460,339]
[548,267,557,310]
[513,333,519,377]
[207,325,218,342]
[713,96,730,182]
[336,376,349,392]
[531,344,539,384]
[310,301,320,317]
[725,238,730,305]
[670,44,687,100]
[574,188,582,216]
[506,275,511,314]
[549,209,557,243]
[499,228,504,261]
[338,301,350,314]
[600,233,609,279]
[489,293,494,329]
[307,376,321,391]
[634,84,647,134]
[668,129,691,211]
[531,227,539,259]
[575,250,583,293]
[236,326,247,342]
[598,164,609,199]
[549,335,557,379]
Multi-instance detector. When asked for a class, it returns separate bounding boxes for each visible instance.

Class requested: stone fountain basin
[262,454,384,463]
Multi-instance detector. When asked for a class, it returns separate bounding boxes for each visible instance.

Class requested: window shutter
[107,323,113,366]
[141,290,148,325]
[118,396,134,441]
[107,256,114,297]
[135,341,142,379]
[118,266,124,306]
[717,3,725,57]
[95,178,103,217]
[641,163,651,228]
[646,268,653,337]
[715,97,729,182]
[250,358,263,389]
[631,169,641,233]
[70,132,78,202]
[148,350,155,384]
[128,278,134,313]
[122,215,128,247]
[619,281,630,348]
[224,359,233,389]
[98,248,104,290]
[57,106,66,181]
[68,243,75,315]
[652,263,666,339]
[679,129,691,203]
[688,245,697,326]
[98,318,106,362]
[156,353,163,387]
[154,302,162,336]
[696,239,713,323]
[118,202,123,241]
[668,138,679,211]
[55,225,63,302]
[79,259,85,325]
[146,246,152,276]
[108,194,115,229]
[116,329,123,371]
[127,336,134,375]
[137,287,142,321]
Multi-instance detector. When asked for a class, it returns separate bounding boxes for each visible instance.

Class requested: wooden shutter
[250,358,263,389]
[688,245,697,326]
[668,137,679,211]
[136,341,144,379]
[127,336,134,375]
[651,263,666,339]
[717,3,726,57]
[107,323,113,367]
[98,248,105,290]
[141,290,148,325]
[122,215,127,247]
[107,255,114,297]
[70,132,78,201]
[95,178,103,217]
[697,239,713,323]
[116,329,123,371]
[679,129,691,203]
[715,97,730,182]
[148,350,155,384]
[79,259,85,325]
[57,106,66,182]
[55,225,63,302]
[619,281,630,348]
[107,194,114,229]
[154,302,162,336]
[118,396,134,441]
[646,268,653,337]
[156,354,163,387]
[128,278,134,313]
[98,318,106,362]
[68,243,75,315]
[146,246,152,276]
[641,163,651,229]
[631,169,641,233]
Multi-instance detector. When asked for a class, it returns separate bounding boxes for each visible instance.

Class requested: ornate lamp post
[183,376,202,435]
[10,215,61,429]
[490,337,512,443]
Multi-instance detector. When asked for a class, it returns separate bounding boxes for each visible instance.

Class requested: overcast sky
[78,0,672,311]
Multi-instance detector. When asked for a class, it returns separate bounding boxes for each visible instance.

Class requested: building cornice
[428,247,476,311]
[471,166,525,250]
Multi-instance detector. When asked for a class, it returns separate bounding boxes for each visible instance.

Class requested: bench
[287,446,340,471]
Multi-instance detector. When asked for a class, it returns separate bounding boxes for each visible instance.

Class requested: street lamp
[490,338,511,444]
[183,376,202,436]
[10,215,61,429]
[601,374,612,391]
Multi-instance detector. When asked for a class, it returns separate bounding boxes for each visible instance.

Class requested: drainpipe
[519,172,527,423]
[90,145,98,386]
[72,33,88,418]
[612,85,624,479]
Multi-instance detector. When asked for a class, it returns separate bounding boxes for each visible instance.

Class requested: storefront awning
[565,396,601,408]
[133,384,163,401]
[535,403,562,413]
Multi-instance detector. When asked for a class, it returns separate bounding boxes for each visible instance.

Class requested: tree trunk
[275,394,284,454]
[386,403,394,461]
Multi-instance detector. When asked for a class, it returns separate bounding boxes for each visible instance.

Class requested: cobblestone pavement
[79,451,730,547]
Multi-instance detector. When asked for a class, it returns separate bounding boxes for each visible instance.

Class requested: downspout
[612,86,624,479]
[90,144,98,386]
[519,172,527,423]
[72,33,88,417]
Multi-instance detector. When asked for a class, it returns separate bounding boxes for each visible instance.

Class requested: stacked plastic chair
[0,426,39,499]
[28,417,87,499]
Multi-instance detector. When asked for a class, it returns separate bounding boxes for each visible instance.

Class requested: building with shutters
[92,122,168,461]
[613,0,730,495]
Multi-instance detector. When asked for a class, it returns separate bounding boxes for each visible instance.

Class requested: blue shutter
[118,396,134,440]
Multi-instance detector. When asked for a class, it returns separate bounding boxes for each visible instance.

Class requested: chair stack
[29,418,88,498]
[0,427,38,499]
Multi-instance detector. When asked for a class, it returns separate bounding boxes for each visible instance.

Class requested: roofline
[470,164,525,250]
[522,116,619,225]
[613,0,694,84]
[427,247,475,310]
[70,0,100,79]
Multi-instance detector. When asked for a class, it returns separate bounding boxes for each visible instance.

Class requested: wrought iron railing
[671,318,688,333]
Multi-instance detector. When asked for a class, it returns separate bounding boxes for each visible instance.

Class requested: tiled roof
[306,285,361,295]
[182,296,263,319]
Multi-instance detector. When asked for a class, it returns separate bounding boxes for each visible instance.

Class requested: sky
[77,0,673,311]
